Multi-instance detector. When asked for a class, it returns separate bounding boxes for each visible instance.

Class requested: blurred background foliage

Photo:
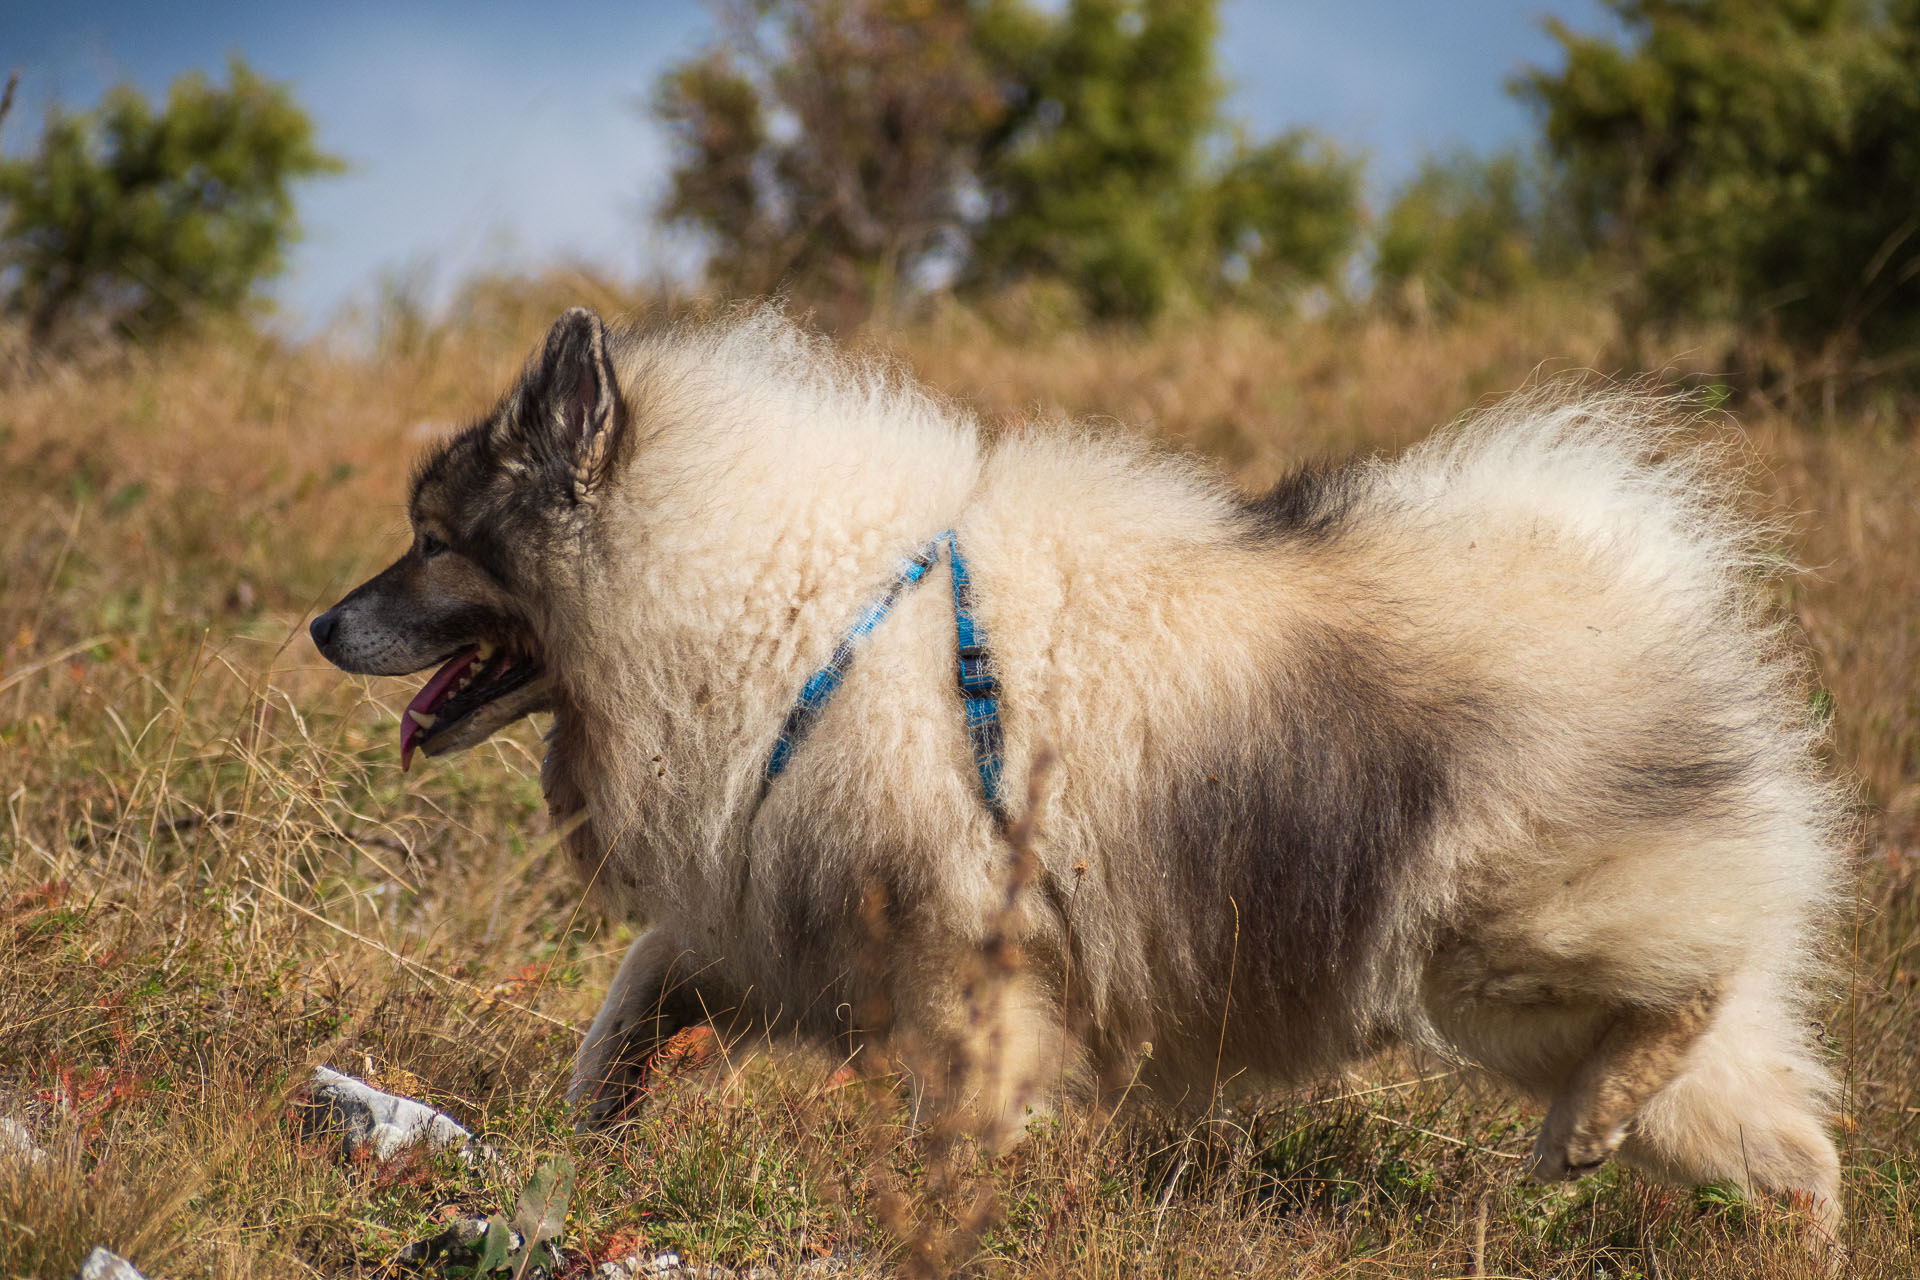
[1516,0,1920,385]
[0,57,341,353]
[653,0,1364,325]
[1373,149,1584,321]
[3,0,1920,397]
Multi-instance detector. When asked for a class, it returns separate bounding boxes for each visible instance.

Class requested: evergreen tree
[1198,130,1363,309]
[1517,0,1920,366]
[654,0,1003,325]
[653,0,1363,322]
[966,0,1220,318]
[1373,150,1581,317]
[0,58,342,349]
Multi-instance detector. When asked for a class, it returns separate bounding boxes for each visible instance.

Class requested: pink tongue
[401,647,479,770]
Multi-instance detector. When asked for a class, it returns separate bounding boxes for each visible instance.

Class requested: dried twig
[242,875,579,1032]
[862,747,1058,1280]
[1366,1111,1525,1160]
[1640,1221,1666,1280]
[0,635,110,696]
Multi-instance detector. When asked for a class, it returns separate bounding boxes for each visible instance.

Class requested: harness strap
[762,530,1007,822]
[947,534,1006,817]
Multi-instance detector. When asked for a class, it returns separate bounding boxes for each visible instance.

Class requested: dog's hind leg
[1527,986,1720,1182]
[1613,974,1844,1252]
[569,928,741,1130]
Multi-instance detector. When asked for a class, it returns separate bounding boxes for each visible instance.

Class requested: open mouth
[401,642,542,769]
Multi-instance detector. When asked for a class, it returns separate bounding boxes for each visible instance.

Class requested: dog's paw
[567,1057,645,1133]
[570,1026,723,1132]
[1527,1119,1625,1183]
[1525,1143,1574,1183]
[572,1091,624,1134]
[568,1078,624,1133]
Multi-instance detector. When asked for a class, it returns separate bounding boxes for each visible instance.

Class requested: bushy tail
[1381,387,1779,624]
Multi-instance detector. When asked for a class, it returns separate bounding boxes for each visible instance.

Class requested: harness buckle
[957,644,999,698]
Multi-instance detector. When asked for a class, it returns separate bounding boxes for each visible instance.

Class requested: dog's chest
[538,706,732,909]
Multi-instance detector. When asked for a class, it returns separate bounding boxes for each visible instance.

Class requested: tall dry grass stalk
[2,279,1916,1276]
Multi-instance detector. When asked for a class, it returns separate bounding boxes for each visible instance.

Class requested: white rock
[75,1247,148,1280]
[0,1117,47,1166]
[398,1215,526,1266]
[597,1251,696,1277]
[304,1065,475,1161]
[594,1251,849,1279]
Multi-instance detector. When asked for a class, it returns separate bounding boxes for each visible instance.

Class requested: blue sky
[6,1,1616,330]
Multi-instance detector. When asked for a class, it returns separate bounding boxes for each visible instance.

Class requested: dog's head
[311,307,629,768]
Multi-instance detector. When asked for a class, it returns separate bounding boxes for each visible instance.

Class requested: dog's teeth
[408,710,437,729]
[475,641,496,661]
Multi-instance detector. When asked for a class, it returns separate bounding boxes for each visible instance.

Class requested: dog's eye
[419,532,450,559]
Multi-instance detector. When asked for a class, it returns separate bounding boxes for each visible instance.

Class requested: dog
[311,305,1848,1237]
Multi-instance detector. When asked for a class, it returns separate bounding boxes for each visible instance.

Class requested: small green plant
[441,1157,576,1279]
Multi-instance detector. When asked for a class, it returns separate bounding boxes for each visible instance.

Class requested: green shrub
[0,58,340,351]
[1374,150,1581,317]
[653,0,1365,323]
[1516,0,1920,370]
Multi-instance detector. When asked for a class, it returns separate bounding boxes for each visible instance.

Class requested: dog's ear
[517,307,625,502]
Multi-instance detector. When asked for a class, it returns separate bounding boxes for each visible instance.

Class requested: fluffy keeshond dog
[311,306,1847,1235]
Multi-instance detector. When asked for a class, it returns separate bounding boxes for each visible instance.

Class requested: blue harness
[762,530,1006,821]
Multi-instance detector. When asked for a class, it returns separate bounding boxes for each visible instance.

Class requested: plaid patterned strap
[762,530,1007,822]
[763,537,941,785]
[947,535,1006,819]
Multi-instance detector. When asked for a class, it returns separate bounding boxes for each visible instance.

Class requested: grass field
[3,279,1917,1278]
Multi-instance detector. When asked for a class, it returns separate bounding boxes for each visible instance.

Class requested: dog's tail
[1379,387,1777,624]
[1388,386,1849,1000]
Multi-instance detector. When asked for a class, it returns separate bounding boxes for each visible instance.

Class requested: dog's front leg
[879,930,1088,1153]
[570,927,733,1130]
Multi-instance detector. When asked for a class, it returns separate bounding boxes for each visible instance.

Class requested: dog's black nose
[310,608,339,652]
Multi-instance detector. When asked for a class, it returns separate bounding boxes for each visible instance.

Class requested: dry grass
[2,277,1917,1278]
